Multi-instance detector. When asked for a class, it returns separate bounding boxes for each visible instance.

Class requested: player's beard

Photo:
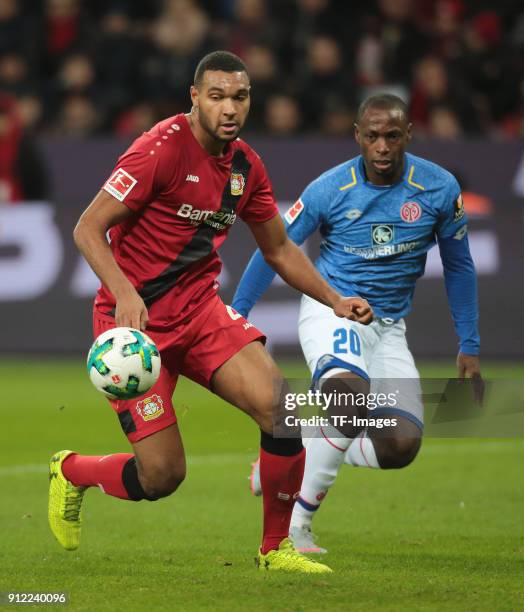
[199,109,242,143]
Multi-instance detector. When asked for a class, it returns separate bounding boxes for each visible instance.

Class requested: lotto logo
[316,354,336,373]
[104,168,137,201]
[284,200,304,225]
[346,208,362,221]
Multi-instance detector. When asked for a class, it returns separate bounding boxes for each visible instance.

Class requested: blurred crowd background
[0,0,523,142]
[0,0,523,357]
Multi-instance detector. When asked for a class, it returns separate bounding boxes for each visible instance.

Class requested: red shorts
[93,295,265,443]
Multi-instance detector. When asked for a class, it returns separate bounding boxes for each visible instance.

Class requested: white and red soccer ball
[87,327,161,400]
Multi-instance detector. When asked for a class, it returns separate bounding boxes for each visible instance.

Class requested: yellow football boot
[48,450,86,551]
[256,538,333,573]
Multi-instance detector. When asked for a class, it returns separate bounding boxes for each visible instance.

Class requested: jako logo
[185,174,199,183]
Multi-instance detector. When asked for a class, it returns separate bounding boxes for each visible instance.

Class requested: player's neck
[186,113,227,157]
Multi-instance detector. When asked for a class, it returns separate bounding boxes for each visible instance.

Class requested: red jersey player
[48,51,373,573]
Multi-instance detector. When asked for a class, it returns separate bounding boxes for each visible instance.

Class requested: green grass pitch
[1,359,523,611]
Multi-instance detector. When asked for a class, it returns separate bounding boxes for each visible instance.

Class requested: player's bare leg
[346,416,421,469]
[61,423,185,500]
[49,424,185,550]
[211,341,332,573]
[129,423,187,497]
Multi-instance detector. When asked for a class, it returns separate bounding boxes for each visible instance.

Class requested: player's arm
[234,170,352,319]
[231,248,276,318]
[439,233,483,401]
[232,199,314,318]
[73,190,149,330]
[247,214,373,324]
[436,185,483,402]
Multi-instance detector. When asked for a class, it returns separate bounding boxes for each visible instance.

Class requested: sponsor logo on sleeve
[284,199,304,224]
[230,173,245,196]
[453,225,467,240]
[104,168,137,201]
[453,194,465,222]
[136,394,164,421]
[400,201,422,223]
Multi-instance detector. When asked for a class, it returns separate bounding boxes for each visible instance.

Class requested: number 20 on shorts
[333,328,361,356]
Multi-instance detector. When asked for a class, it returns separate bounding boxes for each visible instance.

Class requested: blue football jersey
[283,153,467,319]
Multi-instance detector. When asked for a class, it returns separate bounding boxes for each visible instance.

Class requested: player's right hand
[115,289,149,331]
[333,296,373,325]
[457,353,484,406]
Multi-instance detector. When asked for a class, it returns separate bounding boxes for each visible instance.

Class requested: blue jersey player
[233,94,482,554]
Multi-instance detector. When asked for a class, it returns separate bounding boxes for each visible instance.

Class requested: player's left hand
[457,353,485,405]
[333,296,373,325]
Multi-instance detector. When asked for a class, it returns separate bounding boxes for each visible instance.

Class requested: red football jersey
[95,113,278,328]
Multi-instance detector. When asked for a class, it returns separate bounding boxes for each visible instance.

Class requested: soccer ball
[87,327,161,400]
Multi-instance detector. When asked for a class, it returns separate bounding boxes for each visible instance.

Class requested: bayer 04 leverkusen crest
[230,173,245,196]
[135,394,164,421]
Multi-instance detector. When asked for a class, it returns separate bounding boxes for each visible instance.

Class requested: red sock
[62,453,134,500]
[259,447,306,554]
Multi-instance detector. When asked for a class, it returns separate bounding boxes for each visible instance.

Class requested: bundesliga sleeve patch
[284,199,304,224]
[103,168,138,202]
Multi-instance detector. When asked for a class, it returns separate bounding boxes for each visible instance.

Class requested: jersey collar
[357,154,410,190]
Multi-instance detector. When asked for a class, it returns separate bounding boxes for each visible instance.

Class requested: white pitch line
[0,463,47,475]
[420,441,524,455]
[1,442,523,478]
[0,453,254,477]
[187,452,254,465]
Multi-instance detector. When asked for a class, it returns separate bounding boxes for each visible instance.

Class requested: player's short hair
[194,51,248,87]
[356,94,409,124]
